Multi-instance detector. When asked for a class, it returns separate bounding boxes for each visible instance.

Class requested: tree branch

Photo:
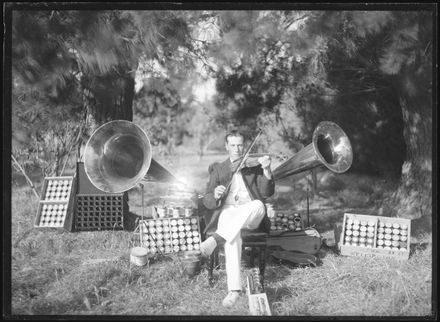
[11,154,40,199]
[320,86,390,97]
[283,13,309,31]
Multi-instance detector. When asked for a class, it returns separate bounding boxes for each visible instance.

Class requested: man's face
[225,135,244,161]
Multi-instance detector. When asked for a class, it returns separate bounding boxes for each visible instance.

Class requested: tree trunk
[82,73,135,132]
[386,92,432,221]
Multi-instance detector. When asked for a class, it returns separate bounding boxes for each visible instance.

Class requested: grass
[8,153,434,317]
[268,246,432,316]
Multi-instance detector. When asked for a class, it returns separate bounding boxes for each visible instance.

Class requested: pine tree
[210,9,434,222]
[310,10,433,220]
[11,9,201,175]
[12,10,197,130]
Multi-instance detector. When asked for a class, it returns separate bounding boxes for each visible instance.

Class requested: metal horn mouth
[272,121,353,181]
[313,121,353,173]
[84,120,152,193]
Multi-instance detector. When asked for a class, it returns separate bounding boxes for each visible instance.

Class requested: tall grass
[9,155,433,317]
[269,245,432,316]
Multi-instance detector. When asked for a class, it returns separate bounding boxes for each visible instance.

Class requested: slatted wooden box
[339,213,411,260]
[74,194,126,231]
[34,176,76,231]
[135,216,202,255]
[246,271,272,316]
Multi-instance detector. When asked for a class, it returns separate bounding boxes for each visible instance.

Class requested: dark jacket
[202,158,275,233]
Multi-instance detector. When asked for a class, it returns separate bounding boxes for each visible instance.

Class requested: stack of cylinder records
[339,213,411,260]
[269,209,304,233]
[34,176,76,231]
[137,217,201,255]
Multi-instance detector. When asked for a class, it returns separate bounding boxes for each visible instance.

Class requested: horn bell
[84,120,153,193]
[272,121,353,181]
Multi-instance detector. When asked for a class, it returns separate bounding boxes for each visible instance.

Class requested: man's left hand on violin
[230,155,272,173]
[257,155,271,170]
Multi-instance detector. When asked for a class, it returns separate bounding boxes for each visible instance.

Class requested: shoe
[199,236,217,258]
[222,290,240,307]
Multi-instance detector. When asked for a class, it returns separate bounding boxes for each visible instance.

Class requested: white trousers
[215,200,265,291]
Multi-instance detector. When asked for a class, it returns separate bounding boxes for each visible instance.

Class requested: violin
[230,154,269,172]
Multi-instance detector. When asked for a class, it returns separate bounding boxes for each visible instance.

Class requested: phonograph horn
[84,120,178,193]
[272,121,353,181]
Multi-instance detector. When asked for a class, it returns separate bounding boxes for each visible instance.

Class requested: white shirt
[224,171,252,206]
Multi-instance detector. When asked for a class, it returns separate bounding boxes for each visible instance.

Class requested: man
[200,130,275,307]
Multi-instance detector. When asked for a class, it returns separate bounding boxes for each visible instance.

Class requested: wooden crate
[34,176,76,231]
[339,213,411,260]
[74,194,126,231]
[135,216,202,255]
[246,269,272,316]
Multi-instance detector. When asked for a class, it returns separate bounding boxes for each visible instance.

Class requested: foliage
[12,69,84,177]
[11,9,207,173]
[12,10,196,94]
[207,10,432,178]
[209,12,301,137]
[186,99,221,159]
[133,77,189,157]
[10,8,433,217]
[12,9,202,123]
[301,11,408,176]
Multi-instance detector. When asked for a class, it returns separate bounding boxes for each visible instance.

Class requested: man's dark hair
[225,130,244,144]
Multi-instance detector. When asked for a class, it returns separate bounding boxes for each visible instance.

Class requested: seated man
[200,130,274,307]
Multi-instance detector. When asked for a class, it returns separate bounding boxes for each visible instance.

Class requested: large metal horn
[84,120,177,193]
[272,121,353,181]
